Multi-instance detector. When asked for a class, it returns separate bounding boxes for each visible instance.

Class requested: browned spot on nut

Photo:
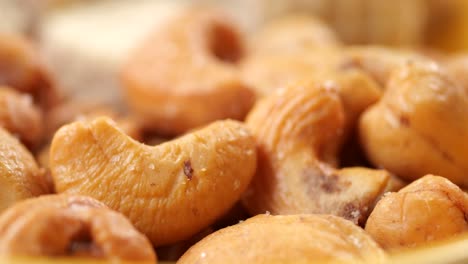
[184,160,194,180]
[399,115,410,127]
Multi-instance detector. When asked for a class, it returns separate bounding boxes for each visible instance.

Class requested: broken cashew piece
[359,62,468,186]
[122,9,255,135]
[50,117,257,246]
[0,33,60,109]
[0,194,156,262]
[243,82,400,224]
[0,127,49,212]
[178,214,387,264]
[366,175,468,250]
[0,87,43,147]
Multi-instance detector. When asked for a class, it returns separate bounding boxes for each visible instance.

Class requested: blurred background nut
[0,194,156,262]
[243,81,401,225]
[122,8,255,136]
[0,33,60,110]
[359,62,468,186]
[366,175,468,250]
[178,214,387,264]
[247,14,342,56]
[0,87,43,148]
[0,126,49,212]
[50,117,257,246]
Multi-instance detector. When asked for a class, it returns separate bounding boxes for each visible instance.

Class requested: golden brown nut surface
[0,33,60,110]
[178,214,387,264]
[0,194,156,262]
[0,127,48,212]
[50,117,257,246]
[366,175,468,250]
[359,62,468,186]
[243,81,399,224]
[122,9,254,135]
[0,87,43,147]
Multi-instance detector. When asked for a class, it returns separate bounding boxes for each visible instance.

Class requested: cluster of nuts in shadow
[2,8,468,264]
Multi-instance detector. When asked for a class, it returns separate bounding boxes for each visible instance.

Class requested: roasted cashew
[0,194,156,262]
[122,9,255,135]
[0,127,49,212]
[242,82,400,224]
[359,62,468,186]
[0,33,60,110]
[366,175,468,250]
[50,117,256,246]
[0,87,43,147]
[178,214,387,264]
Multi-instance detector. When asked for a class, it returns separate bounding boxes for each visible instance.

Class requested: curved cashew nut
[0,33,60,110]
[122,9,255,135]
[0,127,49,212]
[359,62,468,186]
[243,82,400,224]
[179,214,387,264]
[0,87,43,147]
[0,195,156,261]
[50,117,257,246]
[366,175,468,250]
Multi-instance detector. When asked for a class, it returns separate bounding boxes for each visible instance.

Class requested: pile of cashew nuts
[2,8,468,264]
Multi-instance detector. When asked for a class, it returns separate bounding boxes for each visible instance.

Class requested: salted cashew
[248,14,342,56]
[0,127,49,212]
[0,194,156,262]
[178,214,387,264]
[50,117,257,246]
[0,87,43,147]
[359,62,468,186]
[242,82,401,225]
[0,33,60,110]
[366,175,468,250]
[122,9,255,135]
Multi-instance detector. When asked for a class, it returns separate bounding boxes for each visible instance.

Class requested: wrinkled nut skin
[0,33,60,110]
[248,14,341,56]
[359,63,468,186]
[0,195,156,262]
[122,9,255,135]
[243,82,398,224]
[366,175,468,250]
[178,214,387,264]
[50,117,257,246]
[0,127,49,212]
[0,87,43,147]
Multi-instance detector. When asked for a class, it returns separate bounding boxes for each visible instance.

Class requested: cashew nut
[359,62,468,186]
[50,117,256,246]
[122,9,255,135]
[0,194,156,262]
[0,33,60,110]
[366,175,468,250]
[0,126,49,212]
[178,214,387,264]
[242,81,401,224]
[0,87,43,147]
